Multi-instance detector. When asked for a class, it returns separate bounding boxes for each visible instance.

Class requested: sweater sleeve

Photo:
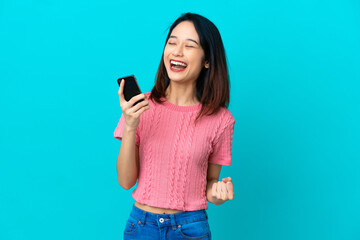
[208,116,235,166]
[113,114,140,146]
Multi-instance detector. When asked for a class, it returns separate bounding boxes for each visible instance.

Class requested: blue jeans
[123,204,212,240]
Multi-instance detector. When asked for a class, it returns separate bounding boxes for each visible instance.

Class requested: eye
[168,42,176,45]
[186,45,195,48]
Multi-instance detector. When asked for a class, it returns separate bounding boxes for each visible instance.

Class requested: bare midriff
[134,201,184,214]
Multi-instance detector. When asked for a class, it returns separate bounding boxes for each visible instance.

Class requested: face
[163,21,209,85]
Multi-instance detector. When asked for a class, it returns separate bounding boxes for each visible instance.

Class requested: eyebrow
[169,36,199,45]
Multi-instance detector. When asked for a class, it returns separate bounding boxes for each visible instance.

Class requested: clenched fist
[211,177,234,201]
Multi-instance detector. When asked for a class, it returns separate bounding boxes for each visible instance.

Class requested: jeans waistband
[129,204,208,229]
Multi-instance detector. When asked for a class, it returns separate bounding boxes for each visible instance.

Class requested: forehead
[170,21,199,41]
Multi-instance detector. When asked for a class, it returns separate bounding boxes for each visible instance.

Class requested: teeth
[171,60,187,67]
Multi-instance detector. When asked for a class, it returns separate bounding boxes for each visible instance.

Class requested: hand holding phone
[117,75,149,131]
[117,75,144,106]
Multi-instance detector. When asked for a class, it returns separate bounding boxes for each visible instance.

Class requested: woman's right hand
[118,78,150,131]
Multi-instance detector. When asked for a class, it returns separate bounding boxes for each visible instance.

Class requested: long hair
[149,12,230,124]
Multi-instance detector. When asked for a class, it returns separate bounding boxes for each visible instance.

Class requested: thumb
[222,177,232,183]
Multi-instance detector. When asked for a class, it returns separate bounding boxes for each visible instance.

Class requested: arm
[116,79,148,190]
[116,125,140,190]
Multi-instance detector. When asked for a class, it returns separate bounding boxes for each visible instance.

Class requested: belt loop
[170,214,177,230]
[139,208,146,227]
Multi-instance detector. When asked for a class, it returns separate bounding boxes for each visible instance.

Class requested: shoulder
[215,107,235,126]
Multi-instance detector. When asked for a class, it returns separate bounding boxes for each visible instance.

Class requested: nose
[172,44,184,57]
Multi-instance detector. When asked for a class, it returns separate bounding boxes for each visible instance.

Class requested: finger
[220,182,227,193]
[221,182,228,200]
[226,182,234,200]
[133,105,150,118]
[118,79,126,103]
[128,99,149,114]
[133,106,150,119]
[216,181,222,199]
[128,93,147,107]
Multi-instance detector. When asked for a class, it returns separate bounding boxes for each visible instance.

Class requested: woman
[114,12,235,240]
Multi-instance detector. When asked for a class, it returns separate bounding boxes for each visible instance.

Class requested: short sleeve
[113,114,140,146]
[208,116,235,166]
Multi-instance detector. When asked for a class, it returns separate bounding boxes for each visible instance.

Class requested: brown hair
[149,13,230,124]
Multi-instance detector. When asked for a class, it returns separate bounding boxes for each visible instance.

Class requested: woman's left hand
[211,177,234,203]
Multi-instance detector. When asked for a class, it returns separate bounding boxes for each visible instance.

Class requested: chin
[166,70,184,82]
[168,76,186,83]
[167,70,193,82]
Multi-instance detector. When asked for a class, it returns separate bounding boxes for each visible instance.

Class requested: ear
[204,60,209,69]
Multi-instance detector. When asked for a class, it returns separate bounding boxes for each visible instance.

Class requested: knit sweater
[114,92,235,211]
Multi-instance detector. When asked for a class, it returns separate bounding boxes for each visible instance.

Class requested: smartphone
[117,75,144,106]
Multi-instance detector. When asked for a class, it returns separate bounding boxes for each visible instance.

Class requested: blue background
[1,0,359,239]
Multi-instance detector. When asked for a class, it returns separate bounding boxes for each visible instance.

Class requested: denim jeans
[123,204,212,240]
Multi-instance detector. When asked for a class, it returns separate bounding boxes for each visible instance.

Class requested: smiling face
[163,21,209,85]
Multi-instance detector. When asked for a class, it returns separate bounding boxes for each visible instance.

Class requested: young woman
[114,12,235,240]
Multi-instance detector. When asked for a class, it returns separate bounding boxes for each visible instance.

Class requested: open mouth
[170,59,187,72]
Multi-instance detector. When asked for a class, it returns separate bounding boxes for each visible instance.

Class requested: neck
[165,82,199,106]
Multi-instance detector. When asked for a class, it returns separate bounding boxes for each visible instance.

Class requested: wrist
[206,180,217,203]
[123,124,137,133]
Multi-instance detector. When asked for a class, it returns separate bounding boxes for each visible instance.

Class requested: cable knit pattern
[173,113,186,208]
[168,112,185,208]
[181,112,196,210]
[114,92,235,211]
[142,103,161,202]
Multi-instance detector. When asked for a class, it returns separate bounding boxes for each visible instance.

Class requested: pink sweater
[114,92,235,211]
